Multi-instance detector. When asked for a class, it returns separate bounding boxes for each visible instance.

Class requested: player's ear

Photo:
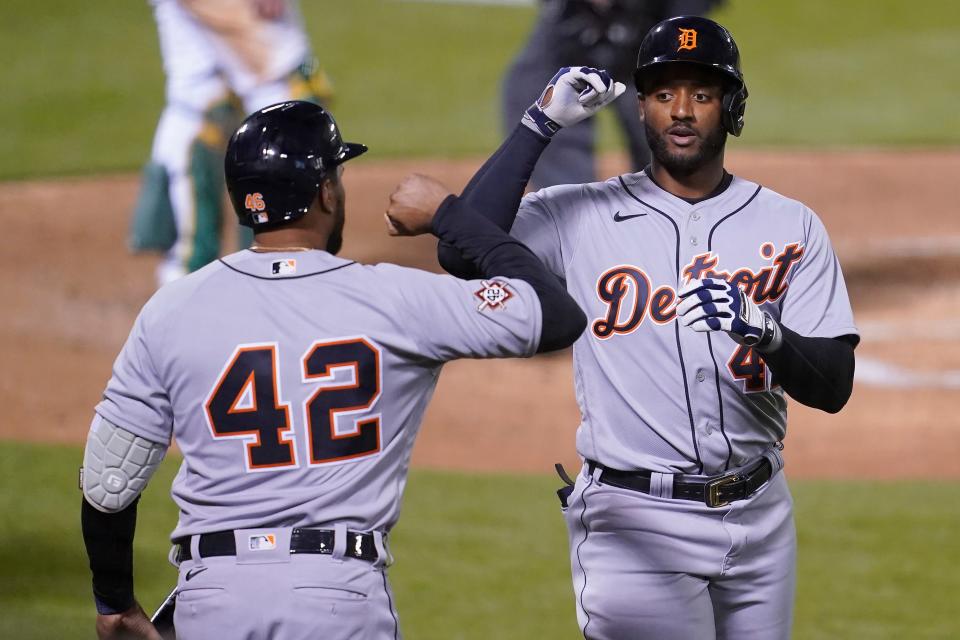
[318,175,338,215]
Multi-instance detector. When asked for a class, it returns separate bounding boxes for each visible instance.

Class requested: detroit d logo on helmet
[677,28,698,51]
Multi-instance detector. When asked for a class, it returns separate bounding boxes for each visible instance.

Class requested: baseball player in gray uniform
[438,17,858,640]
[78,84,631,639]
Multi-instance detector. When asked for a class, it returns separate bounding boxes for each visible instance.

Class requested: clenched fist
[384,174,453,237]
[522,66,626,138]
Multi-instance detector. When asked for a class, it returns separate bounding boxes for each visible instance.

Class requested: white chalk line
[856,357,960,390]
[858,320,960,342]
[851,319,960,388]
[842,237,960,387]
[840,234,960,261]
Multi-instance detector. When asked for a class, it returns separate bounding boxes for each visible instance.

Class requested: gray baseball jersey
[512,171,858,475]
[95,249,541,539]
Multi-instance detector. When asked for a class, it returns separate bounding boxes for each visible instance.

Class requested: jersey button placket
[688,209,702,248]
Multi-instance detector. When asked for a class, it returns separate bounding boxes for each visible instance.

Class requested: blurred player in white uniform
[130,0,333,286]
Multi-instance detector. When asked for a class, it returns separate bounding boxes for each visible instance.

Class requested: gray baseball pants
[562,455,796,639]
[173,528,400,639]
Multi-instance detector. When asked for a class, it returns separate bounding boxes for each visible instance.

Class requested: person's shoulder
[141,258,227,322]
[608,169,663,201]
[365,261,447,284]
[523,178,622,210]
[736,176,827,234]
[738,177,809,212]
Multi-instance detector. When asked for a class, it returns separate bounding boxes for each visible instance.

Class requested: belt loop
[589,462,603,483]
[332,523,347,561]
[189,535,204,566]
[649,472,673,499]
[763,447,784,474]
[168,544,181,568]
[372,531,392,568]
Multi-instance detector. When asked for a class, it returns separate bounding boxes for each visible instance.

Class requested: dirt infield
[2,149,959,478]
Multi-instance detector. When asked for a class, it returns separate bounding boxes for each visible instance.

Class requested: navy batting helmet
[224,101,368,229]
[634,16,748,136]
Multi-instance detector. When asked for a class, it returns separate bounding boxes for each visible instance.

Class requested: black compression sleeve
[433,195,586,352]
[439,125,550,279]
[759,325,856,414]
[81,497,138,614]
[460,124,550,225]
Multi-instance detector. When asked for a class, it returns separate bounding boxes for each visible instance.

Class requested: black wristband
[81,497,138,613]
[756,313,781,351]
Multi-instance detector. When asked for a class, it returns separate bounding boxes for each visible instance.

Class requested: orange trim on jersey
[319,417,382,464]
[204,344,297,471]
[727,344,767,393]
[301,337,383,466]
[682,252,722,283]
[649,285,678,325]
[592,265,652,340]
[227,370,258,414]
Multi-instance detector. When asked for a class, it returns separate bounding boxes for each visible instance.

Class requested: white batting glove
[676,278,782,351]
[522,67,626,138]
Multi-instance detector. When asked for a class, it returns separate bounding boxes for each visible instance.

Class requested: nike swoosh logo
[613,210,647,222]
[185,567,208,581]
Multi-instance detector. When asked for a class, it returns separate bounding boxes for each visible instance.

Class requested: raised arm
[439,67,625,278]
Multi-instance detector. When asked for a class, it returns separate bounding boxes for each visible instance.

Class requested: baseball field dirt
[2,149,958,478]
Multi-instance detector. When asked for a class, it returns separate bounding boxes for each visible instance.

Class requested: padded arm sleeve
[82,415,167,513]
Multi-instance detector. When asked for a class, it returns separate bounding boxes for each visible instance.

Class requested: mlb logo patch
[248,533,277,551]
[271,259,297,276]
[474,280,514,311]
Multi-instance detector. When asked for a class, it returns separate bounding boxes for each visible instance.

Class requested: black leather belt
[174,528,379,563]
[586,458,773,508]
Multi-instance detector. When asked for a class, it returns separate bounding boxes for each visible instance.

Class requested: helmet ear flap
[722,84,748,136]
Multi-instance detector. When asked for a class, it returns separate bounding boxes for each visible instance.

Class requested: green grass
[1,441,958,639]
[0,0,533,180]
[2,0,959,180]
[711,0,960,148]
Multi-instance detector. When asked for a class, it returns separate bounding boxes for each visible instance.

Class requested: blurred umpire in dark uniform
[503,0,724,188]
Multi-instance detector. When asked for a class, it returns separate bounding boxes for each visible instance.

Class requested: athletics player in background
[502,0,722,188]
[80,67,622,639]
[441,17,858,639]
[129,0,333,287]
